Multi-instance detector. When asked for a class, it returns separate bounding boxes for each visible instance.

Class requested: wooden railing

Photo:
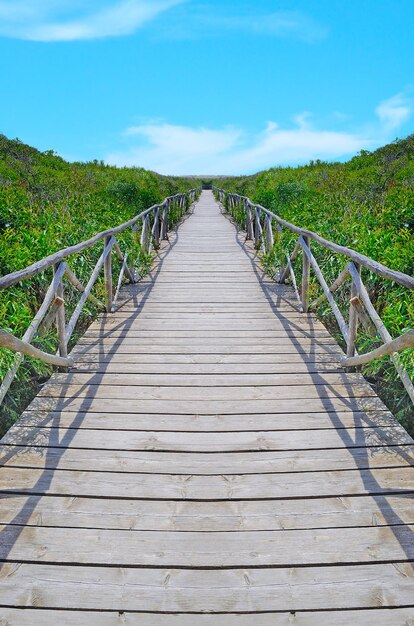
[0,188,200,406]
[214,187,414,407]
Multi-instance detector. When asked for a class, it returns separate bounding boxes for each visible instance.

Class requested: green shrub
[218,135,414,433]
[0,135,194,434]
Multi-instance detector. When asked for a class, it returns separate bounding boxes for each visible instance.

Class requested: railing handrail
[214,186,414,410]
[214,188,414,290]
[0,187,201,408]
[0,191,198,291]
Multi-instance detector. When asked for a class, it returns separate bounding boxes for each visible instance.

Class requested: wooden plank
[36,382,378,401]
[0,524,413,566]
[76,336,339,346]
[72,352,342,365]
[13,406,399,432]
[88,320,330,331]
[114,302,304,308]
[48,371,368,388]
[6,423,410,452]
[71,343,343,355]
[83,329,334,338]
[102,308,311,315]
[71,362,344,374]
[0,466,412,500]
[23,395,394,416]
[2,444,411,474]
[1,608,414,626]
[0,441,414,476]
[1,493,414,531]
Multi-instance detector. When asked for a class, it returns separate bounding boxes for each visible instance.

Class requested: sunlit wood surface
[0,191,413,624]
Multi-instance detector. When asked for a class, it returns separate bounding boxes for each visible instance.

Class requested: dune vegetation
[0,135,194,432]
[215,135,414,432]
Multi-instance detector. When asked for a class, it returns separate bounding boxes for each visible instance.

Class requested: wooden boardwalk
[0,190,413,624]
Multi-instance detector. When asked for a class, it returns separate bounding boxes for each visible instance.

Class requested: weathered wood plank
[72,352,342,365]
[13,406,398,431]
[76,336,339,347]
[83,329,334,338]
[70,361,344,374]
[1,493,414,531]
[1,608,413,626]
[0,524,413,566]
[2,445,411,474]
[0,466,412,500]
[87,321,330,332]
[5,423,410,452]
[71,343,344,355]
[47,371,369,388]
[0,562,413,612]
[36,382,377,402]
[23,394,394,416]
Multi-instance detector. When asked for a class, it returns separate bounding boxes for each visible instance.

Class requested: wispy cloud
[202,11,327,42]
[107,121,369,175]
[155,6,327,43]
[0,2,326,43]
[375,92,412,132]
[106,92,413,175]
[0,0,184,41]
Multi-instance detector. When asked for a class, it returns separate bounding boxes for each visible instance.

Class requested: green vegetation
[216,135,414,433]
[1,133,414,436]
[0,135,193,433]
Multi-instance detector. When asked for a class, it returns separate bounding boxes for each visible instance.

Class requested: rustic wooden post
[265,214,274,252]
[276,225,286,282]
[153,207,160,249]
[347,262,360,357]
[140,214,149,252]
[130,223,138,278]
[245,201,251,238]
[254,207,261,248]
[54,264,68,360]
[104,235,113,313]
[301,236,310,312]
[161,203,168,240]
[246,203,253,240]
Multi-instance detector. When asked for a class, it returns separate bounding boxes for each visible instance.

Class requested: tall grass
[216,135,414,433]
[0,135,194,434]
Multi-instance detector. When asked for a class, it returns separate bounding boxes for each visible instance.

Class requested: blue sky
[0,0,413,174]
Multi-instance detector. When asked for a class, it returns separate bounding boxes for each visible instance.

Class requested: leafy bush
[218,135,414,433]
[0,135,193,433]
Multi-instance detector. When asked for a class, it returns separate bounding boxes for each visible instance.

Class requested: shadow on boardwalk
[0,216,187,564]
[0,197,413,578]
[231,211,414,566]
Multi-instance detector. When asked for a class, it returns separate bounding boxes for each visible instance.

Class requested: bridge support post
[301,236,310,312]
[104,235,113,313]
[265,214,274,251]
[347,262,360,358]
[254,207,261,248]
[54,263,68,365]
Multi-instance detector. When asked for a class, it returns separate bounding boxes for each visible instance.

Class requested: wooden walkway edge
[0,191,413,624]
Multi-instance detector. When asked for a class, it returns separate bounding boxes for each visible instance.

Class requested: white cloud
[155,7,327,43]
[106,92,413,175]
[206,11,328,42]
[106,120,370,175]
[0,2,326,43]
[0,0,184,41]
[375,92,412,132]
